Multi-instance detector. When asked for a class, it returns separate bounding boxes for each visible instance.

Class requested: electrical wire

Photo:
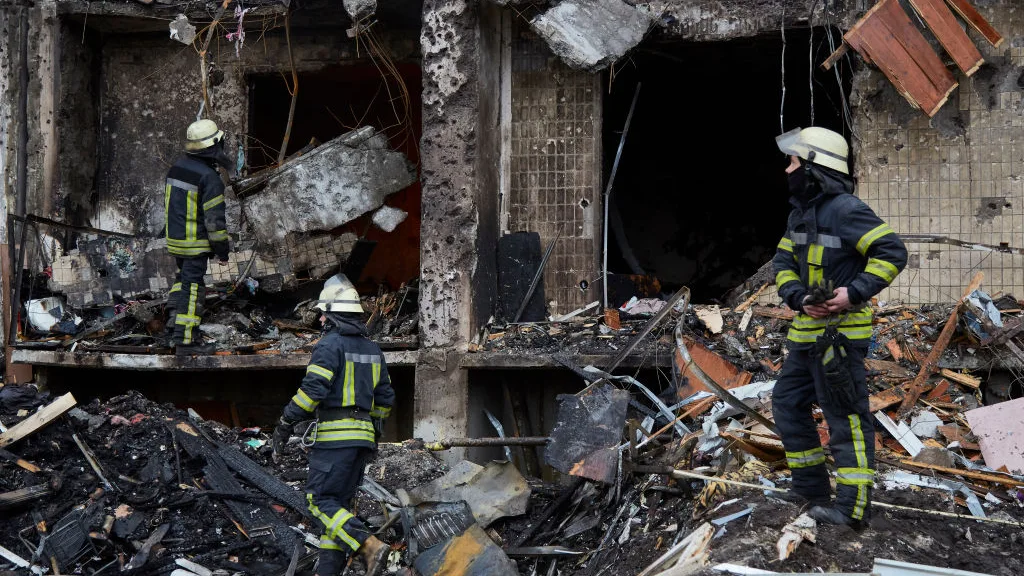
[780,7,786,134]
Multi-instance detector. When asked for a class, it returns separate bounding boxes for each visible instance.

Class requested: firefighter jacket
[283,317,395,448]
[164,155,229,258]
[773,168,908,348]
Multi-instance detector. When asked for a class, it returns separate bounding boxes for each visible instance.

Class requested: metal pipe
[602,83,641,310]
[513,228,561,323]
[422,437,550,450]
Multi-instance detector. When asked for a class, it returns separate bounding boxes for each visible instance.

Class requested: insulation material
[964,397,1024,474]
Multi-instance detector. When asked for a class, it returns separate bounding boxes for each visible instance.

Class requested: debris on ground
[5,274,1024,575]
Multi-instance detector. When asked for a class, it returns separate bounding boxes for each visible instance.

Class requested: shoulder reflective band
[856,224,894,255]
[778,237,794,253]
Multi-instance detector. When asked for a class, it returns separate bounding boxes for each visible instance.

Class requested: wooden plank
[752,306,796,320]
[870,381,934,412]
[734,283,768,313]
[846,0,957,116]
[864,358,917,379]
[0,392,76,449]
[908,0,984,75]
[885,339,904,361]
[899,272,983,413]
[821,42,849,70]
[872,0,957,115]
[939,368,980,389]
[944,0,1004,47]
[0,448,41,473]
[898,459,1024,488]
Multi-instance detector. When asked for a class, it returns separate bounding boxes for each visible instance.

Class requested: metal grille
[508,23,602,316]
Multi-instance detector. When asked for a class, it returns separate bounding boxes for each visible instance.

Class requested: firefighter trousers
[772,345,875,521]
[167,256,208,346]
[307,446,374,575]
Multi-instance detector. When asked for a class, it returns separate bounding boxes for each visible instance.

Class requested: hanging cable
[808,0,819,126]
[823,2,857,140]
[780,7,787,134]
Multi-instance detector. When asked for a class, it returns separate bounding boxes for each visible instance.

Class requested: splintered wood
[907,0,983,74]
[0,393,76,449]
[844,0,957,116]
[832,0,1001,117]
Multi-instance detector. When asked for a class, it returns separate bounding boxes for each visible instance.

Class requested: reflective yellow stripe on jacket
[315,418,375,444]
[787,307,873,344]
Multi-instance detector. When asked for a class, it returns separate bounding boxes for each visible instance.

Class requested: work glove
[372,417,385,444]
[211,240,231,263]
[271,417,294,464]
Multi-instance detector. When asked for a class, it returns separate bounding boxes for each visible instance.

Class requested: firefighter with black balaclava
[772,127,907,527]
[164,119,233,355]
[272,274,394,576]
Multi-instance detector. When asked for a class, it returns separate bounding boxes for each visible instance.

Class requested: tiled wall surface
[856,7,1024,304]
[508,23,602,316]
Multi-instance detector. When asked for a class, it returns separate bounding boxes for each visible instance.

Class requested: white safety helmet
[776,127,849,175]
[315,274,364,314]
[185,119,225,152]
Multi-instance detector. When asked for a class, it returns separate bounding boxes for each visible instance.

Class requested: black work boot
[174,342,218,356]
[808,505,869,529]
[770,490,831,508]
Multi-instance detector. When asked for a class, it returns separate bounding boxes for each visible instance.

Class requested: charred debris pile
[3,274,1024,574]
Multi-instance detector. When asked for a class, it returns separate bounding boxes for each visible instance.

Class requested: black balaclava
[323,311,367,334]
[787,164,808,198]
[189,138,235,175]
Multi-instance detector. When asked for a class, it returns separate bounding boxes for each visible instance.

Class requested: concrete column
[414,0,477,457]
[415,0,500,462]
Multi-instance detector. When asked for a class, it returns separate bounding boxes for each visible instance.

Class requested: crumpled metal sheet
[399,461,530,528]
[413,524,518,576]
[544,383,630,483]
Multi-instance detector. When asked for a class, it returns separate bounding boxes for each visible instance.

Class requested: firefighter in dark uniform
[164,119,232,355]
[272,274,394,576]
[772,127,908,527]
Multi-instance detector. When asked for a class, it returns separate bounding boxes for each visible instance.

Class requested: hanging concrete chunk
[530,0,656,72]
[235,127,416,244]
[168,15,196,45]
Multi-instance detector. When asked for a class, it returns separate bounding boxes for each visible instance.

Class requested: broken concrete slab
[398,460,530,528]
[910,410,943,438]
[168,15,196,45]
[964,397,1024,474]
[235,127,416,244]
[530,0,656,72]
[372,205,409,233]
[343,0,375,21]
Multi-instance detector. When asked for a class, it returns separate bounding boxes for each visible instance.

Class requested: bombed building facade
[0,0,1022,453]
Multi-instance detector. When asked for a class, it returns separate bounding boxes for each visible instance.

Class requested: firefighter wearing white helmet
[163,119,233,355]
[273,273,394,576]
[770,126,907,529]
[315,273,365,313]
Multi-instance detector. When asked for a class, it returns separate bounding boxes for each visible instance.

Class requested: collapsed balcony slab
[235,127,417,244]
[530,0,656,72]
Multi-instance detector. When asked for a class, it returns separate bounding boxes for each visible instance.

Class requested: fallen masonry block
[530,0,656,72]
[235,126,417,244]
